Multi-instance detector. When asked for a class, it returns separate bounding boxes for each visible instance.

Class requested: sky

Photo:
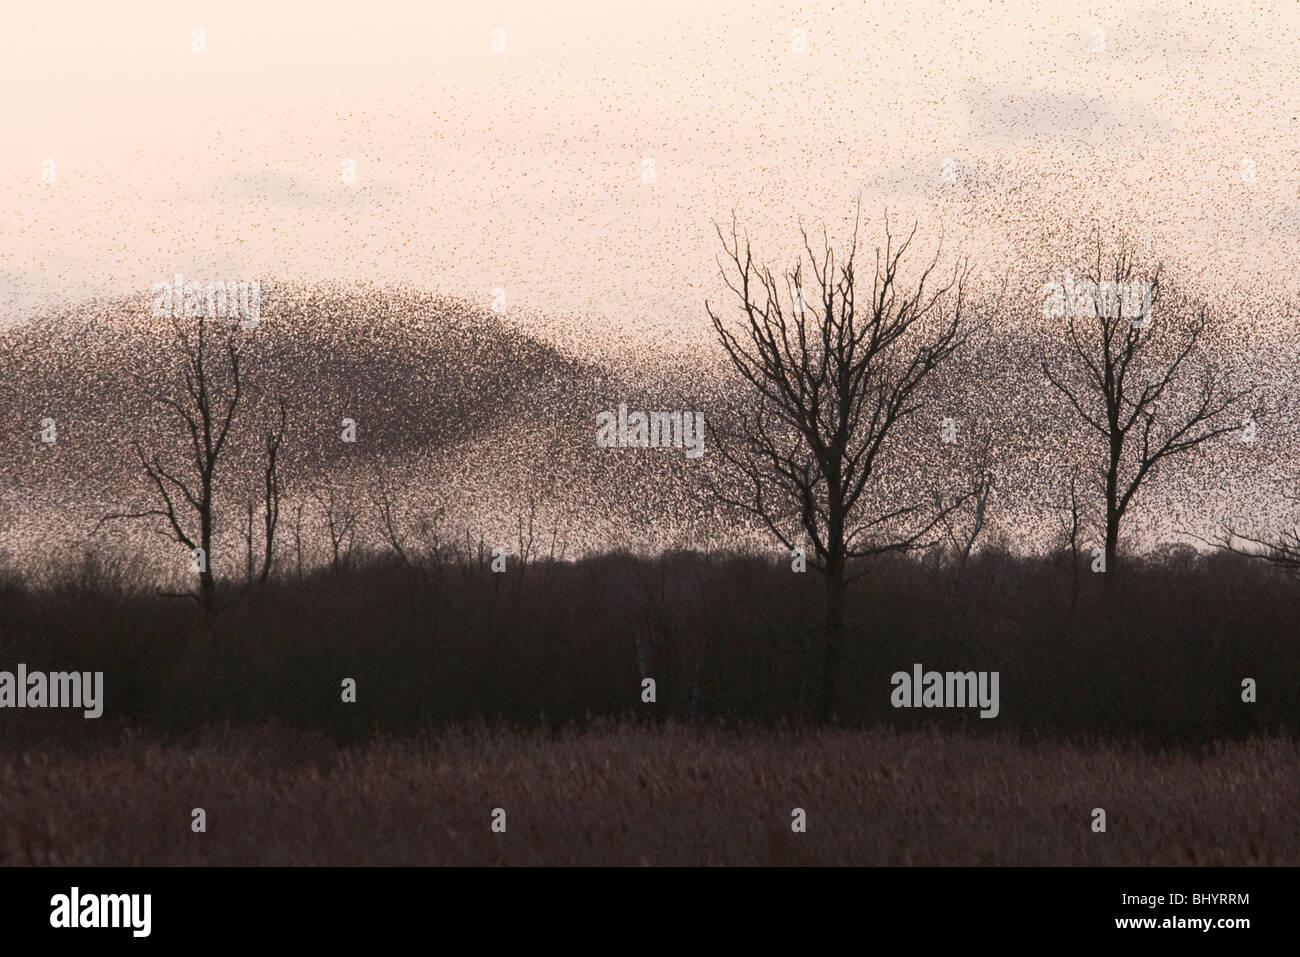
[3,0,1300,367]
[4,0,1300,575]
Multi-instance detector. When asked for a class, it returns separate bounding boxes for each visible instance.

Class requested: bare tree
[516,491,538,582]
[1043,465,1098,609]
[291,501,306,580]
[243,500,255,586]
[412,506,450,565]
[1217,489,1300,579]
[463,526,488,577]
[315,484,358,573]
[258,400,287,587]
[705,206,972,719]
[100,312,243,612]
[370,468,415,569]
[1042,234,1259,572]
[1058,467,1084,564]
[1048,465,1093,568]
[1219,527,1300,578]
[938,426,996,572]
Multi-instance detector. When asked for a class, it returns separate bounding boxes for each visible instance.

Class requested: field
[2,548,1297,865]
[2,723,1295,866]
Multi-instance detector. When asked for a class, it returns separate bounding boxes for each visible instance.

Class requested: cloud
[964,85,1161,145]
[181,168,395,209]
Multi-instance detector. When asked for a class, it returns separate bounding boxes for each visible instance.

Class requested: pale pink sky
[3,0,1299,363]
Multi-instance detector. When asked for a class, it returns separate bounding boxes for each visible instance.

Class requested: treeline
[0,545,1293,747]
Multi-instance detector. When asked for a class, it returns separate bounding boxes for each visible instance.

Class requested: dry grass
[1,722,1294,866]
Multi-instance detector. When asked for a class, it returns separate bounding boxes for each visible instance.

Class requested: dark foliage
[0,545,1290,749]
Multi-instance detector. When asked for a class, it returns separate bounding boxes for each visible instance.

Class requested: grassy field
[2,723,1294,866]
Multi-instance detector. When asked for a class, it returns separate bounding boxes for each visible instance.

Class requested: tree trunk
[200,481,216,614]
[244,502,254,587]
[820,553,846,723]
[1104,506,1120,575]
[1105,429,1122,576]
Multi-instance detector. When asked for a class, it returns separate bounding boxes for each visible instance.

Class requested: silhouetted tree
[1042,234,1258,573]
[258,400,287,587]
[101,312,243,612]
[315,483,358,573]
[706,207,972,719]
[1218,488,1300,579]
